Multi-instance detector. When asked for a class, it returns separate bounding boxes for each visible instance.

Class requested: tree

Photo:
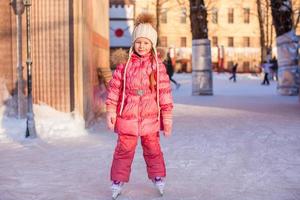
[270,0,299,95]
[189,0,213,95]
[189,0,208,39]
[252,1,298,65]
[271,0,293,36]
[256,0,266,63]
[156,0,161,45]
[293,2,300,29]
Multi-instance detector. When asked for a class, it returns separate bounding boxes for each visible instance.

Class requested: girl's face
[134,37,152,56]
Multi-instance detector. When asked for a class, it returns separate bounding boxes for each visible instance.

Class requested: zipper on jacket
[137,57,142,136]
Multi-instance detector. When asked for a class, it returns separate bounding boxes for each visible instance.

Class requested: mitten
[163,118,172,137]
[106,112,116,131]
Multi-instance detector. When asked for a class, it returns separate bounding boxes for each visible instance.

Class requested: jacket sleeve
[105,64,124,113]
[158,61,173,117]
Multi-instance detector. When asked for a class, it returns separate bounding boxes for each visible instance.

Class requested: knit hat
[119,13,161,120]
[132,13,157,47]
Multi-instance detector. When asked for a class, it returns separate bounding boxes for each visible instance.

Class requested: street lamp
[24,0,37,138]
[10,0,26,119]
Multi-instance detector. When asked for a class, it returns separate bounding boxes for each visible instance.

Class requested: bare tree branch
[257,0,266,63]
[294,11,300,29]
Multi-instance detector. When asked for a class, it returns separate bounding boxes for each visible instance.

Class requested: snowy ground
[1,73,300,200]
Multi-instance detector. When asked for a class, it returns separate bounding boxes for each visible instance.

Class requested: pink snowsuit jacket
[106,52,173,136]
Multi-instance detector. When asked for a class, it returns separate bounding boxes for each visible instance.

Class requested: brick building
[0,0,110,126]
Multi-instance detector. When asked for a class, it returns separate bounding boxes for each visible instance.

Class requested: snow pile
[0,106,26,142]
[0,104,87,142]
[33,104,87,139]
[0,79,10,105]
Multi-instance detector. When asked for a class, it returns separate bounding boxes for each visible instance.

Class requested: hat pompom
[135,13,156,29]
[110,48,129,65]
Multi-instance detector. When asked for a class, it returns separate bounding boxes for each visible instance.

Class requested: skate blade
[158,189,164,196]
[112,192,120,200]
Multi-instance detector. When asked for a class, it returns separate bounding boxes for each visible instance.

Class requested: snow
[1,73,300,200]
[0,104,87,142]
[0,79,10,105]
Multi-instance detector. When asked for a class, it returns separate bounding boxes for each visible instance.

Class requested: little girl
[106,13,173,199]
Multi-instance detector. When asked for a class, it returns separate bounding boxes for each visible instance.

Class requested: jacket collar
[131,52,153,61]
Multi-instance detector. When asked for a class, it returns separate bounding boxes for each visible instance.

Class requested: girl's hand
[163,119,172,137]
[106,112,116,131]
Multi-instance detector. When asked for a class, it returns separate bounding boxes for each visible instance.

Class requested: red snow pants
[110,132,166,182]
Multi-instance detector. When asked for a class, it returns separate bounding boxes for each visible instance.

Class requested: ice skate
[153,177,165,196]
[111,181,123,199]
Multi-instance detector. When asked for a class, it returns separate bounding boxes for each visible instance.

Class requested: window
[180,37,187,47]
[160,36,167,47]
[244,8,250,23]
[180,8,187,23]
[228,37,234,47]
[212,8,218,24]
[243,37,250,47]
[212,36,218,47]
[160,8,167,23]
[228,8,234,23]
